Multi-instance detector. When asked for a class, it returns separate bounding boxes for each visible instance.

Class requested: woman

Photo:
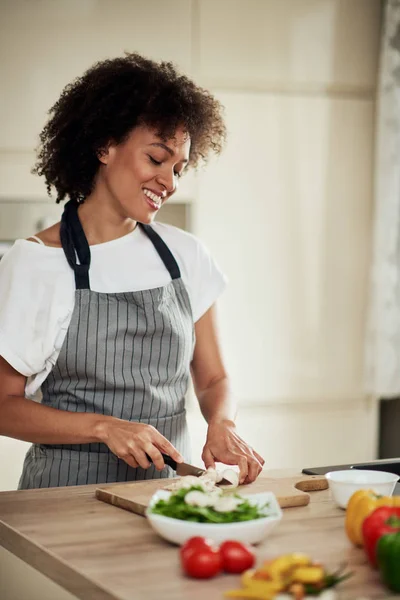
[0,53,264,489]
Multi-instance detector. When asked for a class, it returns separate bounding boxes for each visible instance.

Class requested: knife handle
[145,453,177,470]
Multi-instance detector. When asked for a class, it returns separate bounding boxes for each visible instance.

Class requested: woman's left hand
[202,419,265,484]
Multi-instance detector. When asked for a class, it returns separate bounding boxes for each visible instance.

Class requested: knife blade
[162,454,206,478]
[146,453,232,485]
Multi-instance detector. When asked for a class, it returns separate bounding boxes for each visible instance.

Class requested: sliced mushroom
[215,470,224,483]
[213,496,243,513]
[202,468,218,483]
[165,475,208,492]
[219,469,240,489]
[184,490,214,507]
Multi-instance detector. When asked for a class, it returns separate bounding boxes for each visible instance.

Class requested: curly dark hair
[33,52,226,203]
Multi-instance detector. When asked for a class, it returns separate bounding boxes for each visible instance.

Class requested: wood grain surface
[0,469,397,600]
[95,473,328,516]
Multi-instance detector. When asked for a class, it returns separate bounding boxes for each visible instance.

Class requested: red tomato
[180,536,216,561]
[181,545,222,579]
[219,540,256,574]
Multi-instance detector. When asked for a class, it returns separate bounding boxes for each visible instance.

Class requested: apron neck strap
[60,201,181,288]
[60,200,91,290]
[139,223,181,280]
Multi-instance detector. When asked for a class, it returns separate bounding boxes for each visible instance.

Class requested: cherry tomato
[181,545,222,579]
[180,536,216,561]
[219,540,256,574]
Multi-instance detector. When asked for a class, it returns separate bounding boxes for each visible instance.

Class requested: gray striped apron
[18,200,194,488]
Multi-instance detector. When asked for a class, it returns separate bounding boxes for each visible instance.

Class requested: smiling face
[96,124,190,223]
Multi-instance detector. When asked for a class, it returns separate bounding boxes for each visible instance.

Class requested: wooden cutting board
[95,473,328,516]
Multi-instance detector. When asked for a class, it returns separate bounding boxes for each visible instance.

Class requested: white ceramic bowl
[145,490,283,545]
[326,469,399,509]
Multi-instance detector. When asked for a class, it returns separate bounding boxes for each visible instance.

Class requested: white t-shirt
[0,222,227,397]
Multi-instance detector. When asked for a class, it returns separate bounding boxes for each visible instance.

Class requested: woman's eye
[148,155,162,166]
[149,154,183,178]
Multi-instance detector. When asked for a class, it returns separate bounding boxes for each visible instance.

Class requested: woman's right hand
[96,417,183,471]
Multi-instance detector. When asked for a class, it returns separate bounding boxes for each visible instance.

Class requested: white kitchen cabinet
[197,0,381,91]
[0,438,30,492]
[0,0,193,150]
[193,91,374,405]
[1,547,77,600]
[0,0,196,201]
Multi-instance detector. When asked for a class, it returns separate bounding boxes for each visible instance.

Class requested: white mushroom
[204,467,231,484]
[164,466,240,494]
[197,474,219,492]
[215,470,224,483]
[208,488,223,503]
[165,475,208,492]
[219,469,240,489]
[184,490,214,507]
[213,496,243,512]
[202,468,218,483]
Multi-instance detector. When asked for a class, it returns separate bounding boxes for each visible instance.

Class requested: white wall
[190,0,382,469]
[196,93,374,403]
[0,0,382,490]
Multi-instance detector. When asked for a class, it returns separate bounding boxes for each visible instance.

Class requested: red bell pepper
[362,506,400,567]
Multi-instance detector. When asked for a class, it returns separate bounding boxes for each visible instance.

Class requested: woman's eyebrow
[149,142,188,162]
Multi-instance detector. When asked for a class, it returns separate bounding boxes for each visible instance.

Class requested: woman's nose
[156,170,176,195]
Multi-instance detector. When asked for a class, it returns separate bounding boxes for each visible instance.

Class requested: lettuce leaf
[150,486,271,523]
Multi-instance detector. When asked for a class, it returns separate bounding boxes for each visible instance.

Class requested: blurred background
[1,0,398,490]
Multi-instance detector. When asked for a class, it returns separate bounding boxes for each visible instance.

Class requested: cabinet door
[193,91,374,402]
[197,0,381,90]
[0,0,192,150]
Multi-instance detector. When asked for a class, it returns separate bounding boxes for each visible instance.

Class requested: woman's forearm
[196,376,237,425]
[0,394,108,444]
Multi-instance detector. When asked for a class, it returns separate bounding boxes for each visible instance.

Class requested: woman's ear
[97,139,118,164]
[97,146,110,164]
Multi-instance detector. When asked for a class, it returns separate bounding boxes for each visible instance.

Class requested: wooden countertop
[0,469,396,600]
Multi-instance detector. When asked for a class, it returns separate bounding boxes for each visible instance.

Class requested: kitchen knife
[146,453,233,485]
[161,453,206,477]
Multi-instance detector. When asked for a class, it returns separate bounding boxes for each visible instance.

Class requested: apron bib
[19,200,194,488]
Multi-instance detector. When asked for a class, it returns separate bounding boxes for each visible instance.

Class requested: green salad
[150,485,271,524]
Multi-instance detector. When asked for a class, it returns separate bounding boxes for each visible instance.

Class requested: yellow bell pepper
[225,554,352,599]
[241,569,257,587]
[225,555,313,599]
[254,553,311,580]
[345,489,400,546]
[289,566,325,584]
[225,576,282,599]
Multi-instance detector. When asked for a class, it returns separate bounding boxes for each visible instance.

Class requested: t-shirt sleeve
[156,224,228,322]
[0,242,73,378]
[186,238,228,322]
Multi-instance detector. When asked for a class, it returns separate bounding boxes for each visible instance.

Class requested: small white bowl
[145,490,282,545]
[326,469,399,509]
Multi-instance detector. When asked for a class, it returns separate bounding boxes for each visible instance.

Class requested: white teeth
[144,188,162,206]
